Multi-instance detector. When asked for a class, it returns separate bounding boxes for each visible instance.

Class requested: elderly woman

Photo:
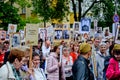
[0,48,25,80]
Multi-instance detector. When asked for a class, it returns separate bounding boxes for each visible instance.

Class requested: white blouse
[34,68,47,80]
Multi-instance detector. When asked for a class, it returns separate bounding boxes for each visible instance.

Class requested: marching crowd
[0,33,120,80]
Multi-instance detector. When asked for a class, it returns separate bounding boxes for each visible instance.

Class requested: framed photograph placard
[19,30,24,40]
[10,33,21,47]
[8,24,17,34]
[97,27,102,33]
[103,27,110,37]
[54,30,62,40]
[38,28,47,41]
[80,18,91,34]
[115,25,120,44]
[73,22,80,32]
[62,30,70,39]
[26,24,39,46]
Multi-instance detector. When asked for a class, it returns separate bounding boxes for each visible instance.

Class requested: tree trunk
[78,0,82,21]
[71,0,77,21]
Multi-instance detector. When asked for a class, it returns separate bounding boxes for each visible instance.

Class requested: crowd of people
[0,32,120,80]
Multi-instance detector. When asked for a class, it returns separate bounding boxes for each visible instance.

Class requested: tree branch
[82,0,103,17]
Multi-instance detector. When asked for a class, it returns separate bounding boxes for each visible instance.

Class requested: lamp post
[115,0,118,14]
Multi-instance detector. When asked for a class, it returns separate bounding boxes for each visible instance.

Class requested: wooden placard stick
[29,46,33,68]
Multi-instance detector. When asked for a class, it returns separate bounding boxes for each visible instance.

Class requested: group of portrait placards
[1,19,120,48]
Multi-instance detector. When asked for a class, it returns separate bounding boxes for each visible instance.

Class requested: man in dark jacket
[72,43,94,80]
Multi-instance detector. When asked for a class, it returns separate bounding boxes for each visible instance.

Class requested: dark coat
[72,55,94,80]
[3,51,10,64]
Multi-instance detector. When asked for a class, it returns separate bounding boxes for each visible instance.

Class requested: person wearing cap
[72,43,94,80]
[95,42,108,80]
[106,44,120,80]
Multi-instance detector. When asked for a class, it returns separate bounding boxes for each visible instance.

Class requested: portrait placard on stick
[39,28,47,41]
[54,30,62,40]
[103,27,110,37]
[10,33,21,47]
[62,30,70,39]
[73,22,80,33]
[26,24,39,46]
[8,24,17,34]
[80,18,91,34]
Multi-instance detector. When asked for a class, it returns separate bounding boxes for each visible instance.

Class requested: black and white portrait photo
[80,18,91,33]
[38,28,47,41]
[55,30,62,40]
[62,30,69,39]
[11,33,20,47]
[103,27,109,37]
[97,27,102,33]
[73,22,80,32]
[19,30,24,40]
[8,24,17,34]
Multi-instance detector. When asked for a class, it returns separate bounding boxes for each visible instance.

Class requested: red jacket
[106,58,120,80]
[0,53,5,66]
[70,52,78,63]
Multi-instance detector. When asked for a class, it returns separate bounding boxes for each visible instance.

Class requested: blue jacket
[72,55,94,80]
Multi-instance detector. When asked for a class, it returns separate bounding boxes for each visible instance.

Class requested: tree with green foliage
[32,0,69,27]
[8,0,31,8]
[0,0,31,31]
[91,0,120,30]
[71,0,120,31]
[0,2,21,30]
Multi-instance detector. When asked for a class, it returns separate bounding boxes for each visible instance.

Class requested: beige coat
[47,52,65,80]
